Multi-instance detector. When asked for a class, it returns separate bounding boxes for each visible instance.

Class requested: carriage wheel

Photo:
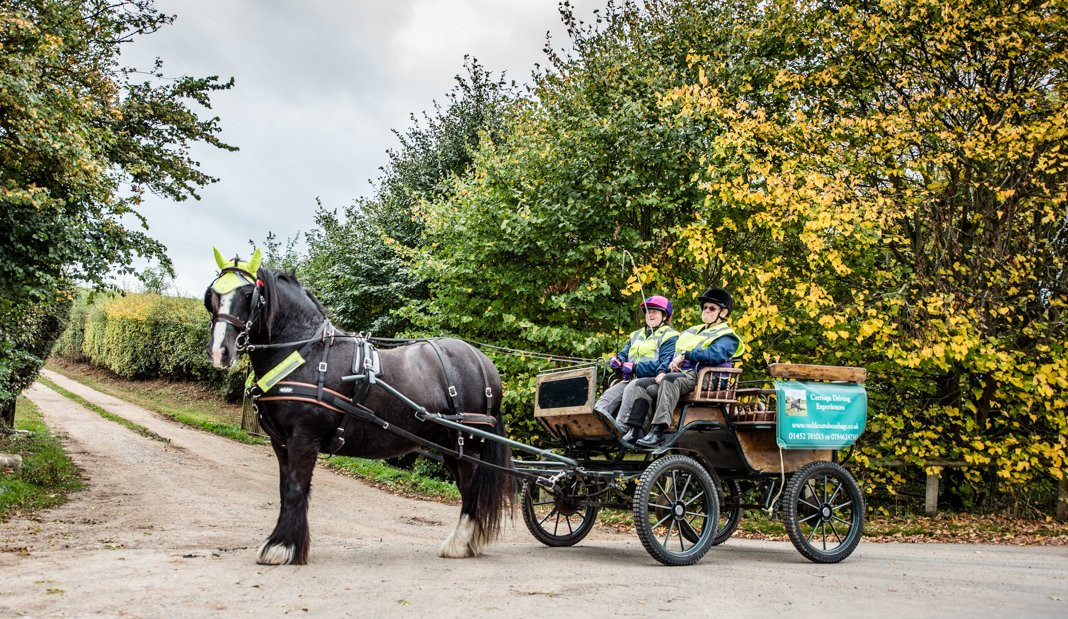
[632,454,719,566]
[712,478,743,546]
[784,461,865,563]
[520,478,599,547]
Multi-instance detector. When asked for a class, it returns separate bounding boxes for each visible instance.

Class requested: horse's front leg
[258,434,318,565]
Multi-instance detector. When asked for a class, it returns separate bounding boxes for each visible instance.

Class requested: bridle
[209,266,266,353]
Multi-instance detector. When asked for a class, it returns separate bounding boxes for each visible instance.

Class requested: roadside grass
[37,376,168,443]
[0,397,84,522]
[322,457,460,502]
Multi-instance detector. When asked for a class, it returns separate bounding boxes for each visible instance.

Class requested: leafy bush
[54,291,244,400]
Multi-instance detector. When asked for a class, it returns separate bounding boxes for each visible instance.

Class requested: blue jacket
[616,325,678,377]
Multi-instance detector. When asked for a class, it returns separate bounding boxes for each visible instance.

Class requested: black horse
[204,253,513,565]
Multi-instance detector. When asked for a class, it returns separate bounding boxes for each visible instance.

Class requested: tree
[414,1,752,351]
[0,0,235,416]
[409,1,760,439]
[666,0,1068,507]
[300,58,515,335]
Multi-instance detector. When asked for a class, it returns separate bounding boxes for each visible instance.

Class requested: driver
[618,287,746,448]
[592,295,678,427]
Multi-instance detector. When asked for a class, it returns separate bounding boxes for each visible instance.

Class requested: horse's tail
[471,414,515,541]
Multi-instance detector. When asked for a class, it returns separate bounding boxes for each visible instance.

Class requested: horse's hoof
[439,515,483,558]
[257,541,296,565]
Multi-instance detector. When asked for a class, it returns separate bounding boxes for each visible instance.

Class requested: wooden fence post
[925,471,940,515]
[1058,477,1067,522]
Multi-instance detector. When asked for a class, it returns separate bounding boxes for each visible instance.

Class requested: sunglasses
[702,304,721,312]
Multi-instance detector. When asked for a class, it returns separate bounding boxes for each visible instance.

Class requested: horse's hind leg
[439,457,483,558]
[258,435,317,565]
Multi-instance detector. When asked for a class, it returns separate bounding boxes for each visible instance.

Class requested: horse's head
[204,247,263,368]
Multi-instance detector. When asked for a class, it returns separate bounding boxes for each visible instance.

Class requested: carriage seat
[679,366,742,404]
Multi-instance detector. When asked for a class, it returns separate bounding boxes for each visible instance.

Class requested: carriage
[513,362,868,566]
[205,256,868,567]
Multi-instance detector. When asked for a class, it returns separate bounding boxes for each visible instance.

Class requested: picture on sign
[782,387,807,416]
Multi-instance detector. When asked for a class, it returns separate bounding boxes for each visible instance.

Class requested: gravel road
[1,369,1065,617]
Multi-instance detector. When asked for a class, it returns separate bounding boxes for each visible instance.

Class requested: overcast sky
[120,0,601,296]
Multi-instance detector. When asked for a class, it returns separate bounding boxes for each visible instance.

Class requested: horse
[203,249,514,565]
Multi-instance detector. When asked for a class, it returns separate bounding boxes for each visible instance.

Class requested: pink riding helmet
[639,295,673,320]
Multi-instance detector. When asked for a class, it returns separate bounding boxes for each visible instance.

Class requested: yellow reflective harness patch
[256,351,306,392]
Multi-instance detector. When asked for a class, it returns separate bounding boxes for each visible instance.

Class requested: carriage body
[520,363,868,565]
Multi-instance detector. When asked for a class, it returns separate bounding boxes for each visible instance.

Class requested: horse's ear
[213,247,228,270]
[247,247,262,275]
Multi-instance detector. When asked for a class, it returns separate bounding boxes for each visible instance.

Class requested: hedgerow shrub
[55,292,244,400]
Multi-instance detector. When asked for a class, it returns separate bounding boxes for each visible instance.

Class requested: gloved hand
[609,356,623,370]
[620,361,635,376]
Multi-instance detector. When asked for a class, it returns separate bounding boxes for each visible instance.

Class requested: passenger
[618,287,746,448]
[592,296,678,429]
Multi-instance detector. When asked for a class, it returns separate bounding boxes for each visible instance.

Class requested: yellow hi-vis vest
[625,324,679,363]
[674,322,746,359]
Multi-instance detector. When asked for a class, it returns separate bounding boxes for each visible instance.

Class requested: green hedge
[54,291,245,400]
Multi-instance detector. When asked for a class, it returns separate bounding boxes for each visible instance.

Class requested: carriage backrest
[533,366,613,440]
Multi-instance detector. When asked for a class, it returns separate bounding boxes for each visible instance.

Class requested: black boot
[636,424,666,448]
[621,425,644,443]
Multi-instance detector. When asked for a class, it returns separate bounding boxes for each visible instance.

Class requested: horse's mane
[257,268,329,338]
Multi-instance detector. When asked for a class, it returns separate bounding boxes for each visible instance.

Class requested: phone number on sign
[787,432,856,442]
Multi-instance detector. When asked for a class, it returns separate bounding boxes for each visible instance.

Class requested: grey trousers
[650,371,697,427]
[615,371,698,428]
[616,377,658,427]
[593,380,629,418]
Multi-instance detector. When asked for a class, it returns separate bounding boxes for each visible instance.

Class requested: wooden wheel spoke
[828,519,844,544]
[682,490,706,508]
[537,507,559,527]
[831,514,852,527]
[661,518,678,548]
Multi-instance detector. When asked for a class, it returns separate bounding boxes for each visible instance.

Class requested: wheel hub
[820,504,832,520]
[674,502,685,518]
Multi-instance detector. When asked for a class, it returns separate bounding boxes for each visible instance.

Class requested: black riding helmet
[697,287,733,313]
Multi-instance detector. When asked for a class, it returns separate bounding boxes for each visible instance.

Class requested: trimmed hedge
[54,291,245,400]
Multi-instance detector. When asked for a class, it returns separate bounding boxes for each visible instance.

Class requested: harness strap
[316,319,333,401]
[462,342,494,415]
[425,339,459,415]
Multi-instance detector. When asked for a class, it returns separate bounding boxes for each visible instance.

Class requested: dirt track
[1,369,1066,617]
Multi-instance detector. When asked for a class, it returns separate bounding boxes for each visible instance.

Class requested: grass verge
[0,397,84,522]
[322,457,460,502]
[37,376,169,443]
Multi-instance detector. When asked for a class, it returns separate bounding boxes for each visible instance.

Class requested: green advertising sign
[775,380,867,449]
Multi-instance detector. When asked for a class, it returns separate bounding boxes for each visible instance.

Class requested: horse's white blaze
[257,541,295,565]
[439,514,482,558]
[210,292,235,368]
